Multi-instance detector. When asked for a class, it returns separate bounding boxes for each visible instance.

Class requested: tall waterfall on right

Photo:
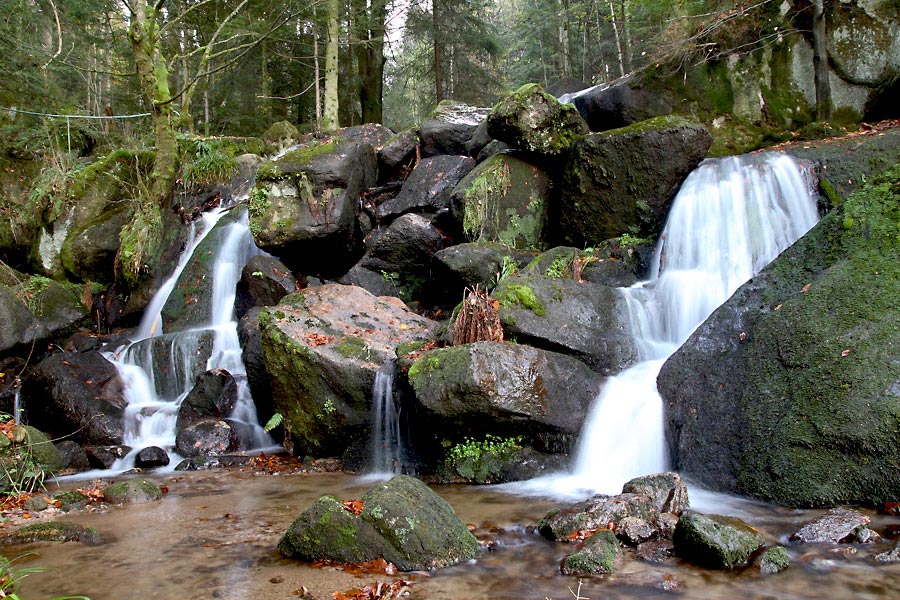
[517,152,820,499]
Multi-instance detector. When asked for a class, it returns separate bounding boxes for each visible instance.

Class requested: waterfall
[104,199,273,470]
[508,152,819,499]
[366,360,407,477]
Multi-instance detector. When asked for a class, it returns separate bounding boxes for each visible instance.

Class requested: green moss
[5,521,100,545]
[105,479,163,503]
[396,339,428,359]
[598,115,696,138]
[819,178,843,211]
[759,546,790,574]
[561,530,622,575]
[334,335,370,360]
[178,137,239,186]
[440,435,524,484]
[494,282,546,317]
[463,160,511,241]
[118,200,163,288]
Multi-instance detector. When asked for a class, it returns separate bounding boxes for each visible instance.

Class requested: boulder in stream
[278,474,478,571]
[104,479,164,504]
[790,507,871,544]
[673,513,766,569]
[560,529,624,575]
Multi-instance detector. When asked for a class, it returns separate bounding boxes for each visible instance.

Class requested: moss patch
[494,282,546,317]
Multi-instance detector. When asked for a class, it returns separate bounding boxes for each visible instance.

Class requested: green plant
[15,276,51,316]
[492,255,517,289]
[180,139,238,187]
[0,554,91,600]
[545,254,573,279]
[263,413,283,432]
[447,434,523,462]
[248,186,270,236]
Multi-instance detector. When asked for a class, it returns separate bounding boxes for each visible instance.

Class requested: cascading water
[366,359,407,478]
[104,198,273,470]
[510,152,819,499]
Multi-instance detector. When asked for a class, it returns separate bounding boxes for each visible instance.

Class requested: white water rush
[366,359,407,478]
[509,152,819,500]
[103,199,273,471]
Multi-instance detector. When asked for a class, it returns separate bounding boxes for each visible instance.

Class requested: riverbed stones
[790,507,871,544]
[622,472,689,515]
[758,546,791,574]
[104,479,164,504]
[673,513,766,569]
[538,493,655,542]
[278,475,478,571]
[259,283,436,457]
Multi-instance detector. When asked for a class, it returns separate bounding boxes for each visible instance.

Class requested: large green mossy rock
[660,163,900,507]
[259,284,436,457]
[561,529,624,575]
[408,341,603,452]
[558,115,711,246]
[486,83,588,156]
[0,275,88,352]
[23,426,64,474]
[491,247,637,375]
[104,479,163,504]
[449,154,551,250]
[279,475,478,571]
[673,513,766,569]
[60,205,127,283]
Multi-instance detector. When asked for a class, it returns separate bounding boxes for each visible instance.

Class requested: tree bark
[433,0,443,103]
[812,0,832,121]
[352,0,386,124]
[323,0,340,132]
[607,0,625,77]
[128,1,177,202]
[558,0,572,78]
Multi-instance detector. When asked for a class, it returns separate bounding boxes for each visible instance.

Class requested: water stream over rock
[510,152,820,498]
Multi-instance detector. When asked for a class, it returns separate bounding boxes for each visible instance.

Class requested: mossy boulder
[22,426,64,474]
[491,247,637,375]
[104,479,164,504]
[377,155,476,221]
[434,242,538,290]
[407,341,603,453]
[2,521,101,545]
[0,284,42,352]
[565,75,674,132]
[558,115,712,245]
[60,204,128,283]
[561,529,624,575]
[449,154,551,249]
[0,274,89,353]
[538,493,655,541]
[251,139,376,276]
[673,513,766,569]
[279,474,478,571]
[259,284,436,457]
[758,546,790,574]
[659,163,900,506]
[486,83,589,156]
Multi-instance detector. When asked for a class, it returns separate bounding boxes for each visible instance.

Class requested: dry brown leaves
[342,499,364,515]
[332,579,411,600]
[305,333,335,346]
[452,286,503,345]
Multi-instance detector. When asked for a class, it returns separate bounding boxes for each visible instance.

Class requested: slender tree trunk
[433,0,443,103]
[312,8,322,133]
[607,0,625,77]
[558,0,572,78]
[260,40,270,122]
[323,0,340,132]
[129,1,177,202]
[812,0,832,120]
[620,1,632,72]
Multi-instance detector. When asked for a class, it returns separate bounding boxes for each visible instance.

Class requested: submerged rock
[673,513,766,569]
[561,529,623,575]
[105,479,163,504]
[278,475,478,571]
[3,521,101,545]
[538,494,654,541]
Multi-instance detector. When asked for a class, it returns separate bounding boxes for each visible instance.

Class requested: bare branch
[41,0,63,71]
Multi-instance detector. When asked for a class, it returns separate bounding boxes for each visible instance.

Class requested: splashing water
[365,359,409,479]
[103,199,274,471]
[507,152,819,499]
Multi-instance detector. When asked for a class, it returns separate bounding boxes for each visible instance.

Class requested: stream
[3,469,900,600]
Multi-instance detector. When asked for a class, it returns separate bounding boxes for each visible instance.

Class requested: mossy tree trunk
[128,0,177,202]
[812,0,832,121]
[351,0,386,124]
[323,0,340,132]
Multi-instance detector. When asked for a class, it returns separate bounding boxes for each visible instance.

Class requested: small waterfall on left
[103,197,273,470]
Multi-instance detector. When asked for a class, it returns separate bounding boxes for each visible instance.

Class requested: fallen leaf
[801,283,812,293]
[841,348,851,357]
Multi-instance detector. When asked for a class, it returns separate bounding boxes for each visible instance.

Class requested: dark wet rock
[434,242,537,290]
[875,541,900,563]
[538,494,655,541]
[408,341,603,454]
[673,513,766,569]
[378,129,418,174]
[336,123,395,149]
[235,255,299,317]
[279,474,478,571]
[237,307,275,424]
[436,444,567,485]
[55,440,90,472]
[53,490,91,512]
[547,78,589,97]
[341,214,445,303]
[622,472,689,516]
[260,284,436,457]
[176,369,238,431]
[565,76,673,132]
[252,139,377,276]
[656,512,679,538]
[105,479,163,504]
[616,516,657,546]
[636,539,676,565]
[419,100,490,157]
[23,495,51,512]
[580,237,656,287]
[376,155,475,221]
[487,83,588,156]
[492,247,637,374]
[22,350,125,446]
[134,446,170,469]
[659,165,900,506]
[790,507,871,544]
[0,277,89,352]
[854,527,882,544]
[475,139,513,163]
[759,546,791,574]
[559,116,711,245]
[449,154,551,249]
[175,418,241,458]
[84,445,130,469]
[464,120,493,158]
[60,205,127,283]
[21,426,64,474]
[2,521,101,545]
[561,529,623,575]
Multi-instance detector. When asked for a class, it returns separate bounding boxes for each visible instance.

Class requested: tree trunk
[312,7,322,132]
[558,0,572,78]
[128,1,177,202]
[433,0,443,103]
[352,0,386,124]
[607,0,625,77]
[323,0,340,132]
[812,0,832,121]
